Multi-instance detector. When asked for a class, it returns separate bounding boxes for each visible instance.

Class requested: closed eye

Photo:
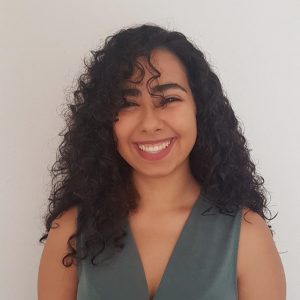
[159,97,180,106]
[119,97,181,110]
[119,99,138,109]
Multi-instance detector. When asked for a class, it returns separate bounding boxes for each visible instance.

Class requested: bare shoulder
[38,206,79,300]
[49,206,78,236]
[237,208,286,300]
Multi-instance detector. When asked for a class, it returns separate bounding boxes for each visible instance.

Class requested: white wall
[1,0,299,299]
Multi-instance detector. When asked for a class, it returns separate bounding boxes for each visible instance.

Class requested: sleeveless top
[76,192,243,300]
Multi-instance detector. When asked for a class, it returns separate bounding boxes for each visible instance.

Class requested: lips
[133,137,176,161]
[134,137,175,145]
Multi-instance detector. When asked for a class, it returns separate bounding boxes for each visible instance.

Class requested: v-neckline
[126,191,204,300]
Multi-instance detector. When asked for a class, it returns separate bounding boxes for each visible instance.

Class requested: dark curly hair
[39,23,276,268]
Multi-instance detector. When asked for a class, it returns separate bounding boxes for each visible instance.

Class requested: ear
[112,128,118,145]
[192,98,197,116]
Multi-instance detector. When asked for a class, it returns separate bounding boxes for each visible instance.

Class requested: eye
[159,97,180,107]
[119,99,138,110]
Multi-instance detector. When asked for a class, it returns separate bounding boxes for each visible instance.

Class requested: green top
[76,192,243,299]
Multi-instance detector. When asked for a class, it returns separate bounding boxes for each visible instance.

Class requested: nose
[139,104,164,134]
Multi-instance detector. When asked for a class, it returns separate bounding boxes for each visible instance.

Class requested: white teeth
[138,139,172,153]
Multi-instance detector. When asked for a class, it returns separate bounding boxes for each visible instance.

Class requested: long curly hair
[39,23,276,267]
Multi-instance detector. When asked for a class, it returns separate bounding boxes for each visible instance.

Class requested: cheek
[112,123,126,149]
[173,109,197,133]
[113,120,133,152]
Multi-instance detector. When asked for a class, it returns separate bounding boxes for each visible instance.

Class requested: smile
[134,137,176,161]
[137,139,172,153]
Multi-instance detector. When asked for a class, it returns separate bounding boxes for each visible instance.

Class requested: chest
[128,211,190,300]
[77,197,242,300]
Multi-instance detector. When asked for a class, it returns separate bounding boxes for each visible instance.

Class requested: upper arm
[38,206,79,300]
[237,208,286,300]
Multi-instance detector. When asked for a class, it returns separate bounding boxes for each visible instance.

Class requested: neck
[131,164,201,214]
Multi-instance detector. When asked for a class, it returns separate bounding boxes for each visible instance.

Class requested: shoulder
[236,208,286,300]
[47,206,79,249]
[38,206,79,300]
[49,206,79,235]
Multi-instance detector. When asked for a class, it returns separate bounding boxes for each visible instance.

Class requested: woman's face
[113,48,197,178]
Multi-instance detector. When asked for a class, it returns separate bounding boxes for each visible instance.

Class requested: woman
[38,24,286,299]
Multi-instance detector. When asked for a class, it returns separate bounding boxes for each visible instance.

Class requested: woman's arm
[38,207,78,300]
[237,208,286,299]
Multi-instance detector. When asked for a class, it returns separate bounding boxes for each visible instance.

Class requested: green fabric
[77,192,242,299]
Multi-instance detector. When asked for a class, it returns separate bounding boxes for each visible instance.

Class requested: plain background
[1,0,299,299]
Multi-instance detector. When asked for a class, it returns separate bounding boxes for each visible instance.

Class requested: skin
[237,208,286,299]
[113,48,201,213]
[37,48,286,300]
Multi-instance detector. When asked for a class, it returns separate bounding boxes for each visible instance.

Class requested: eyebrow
[121,82,188,97]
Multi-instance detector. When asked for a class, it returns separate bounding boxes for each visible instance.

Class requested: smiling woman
[113,48,198,179]
[38,23,286,300]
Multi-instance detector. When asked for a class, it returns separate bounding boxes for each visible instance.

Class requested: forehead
[124,48,190,90]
